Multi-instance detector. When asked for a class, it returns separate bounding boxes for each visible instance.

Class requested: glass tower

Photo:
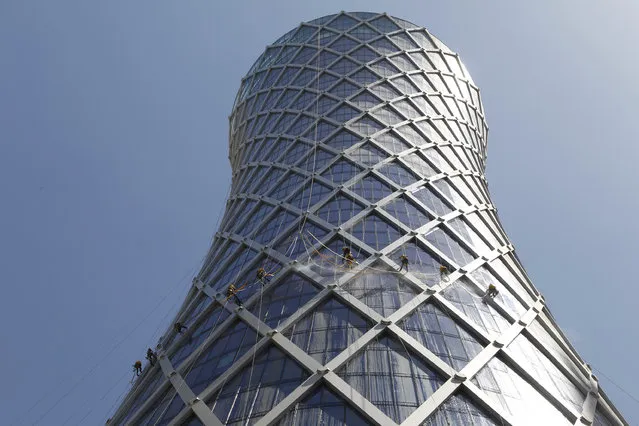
[108,12,627,426]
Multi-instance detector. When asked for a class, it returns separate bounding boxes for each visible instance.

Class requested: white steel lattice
[108,11,628,426]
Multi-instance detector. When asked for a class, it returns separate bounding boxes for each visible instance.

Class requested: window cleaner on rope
[342,246,356,269]
[226,283,244,307]
[439,264,449,281]
[482,284,499,303]
[132,360,142,377]
[398,254,409,272]
[174,322,187,334]
[145,348,158,366]
[256,267,274,283]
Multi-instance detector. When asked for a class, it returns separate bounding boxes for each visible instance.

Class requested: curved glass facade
[108,12,627,426]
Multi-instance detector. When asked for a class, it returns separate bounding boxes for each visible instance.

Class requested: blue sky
[1,1,637,424]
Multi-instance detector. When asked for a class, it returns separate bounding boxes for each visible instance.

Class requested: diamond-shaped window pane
[290,90,316,110]
[425,227,474,266]
[370,59,400,77]
[369,38,402,55]
[507,333,585,412]
[327,104,360,123]
[432,177,468,207]
[307,95,338,115]
[379,161,419,187]
[328,35,359,53]
[283,297,373,364]
[350,68,381,85]
[304,234,368,281]
[170,304,231,368]
[447,217,491,255]
[330,80,360,98]
[351,46,379,63]
[336,334,444,423]
[318,50,339,68]
[321,159,362,185]
[351,91,383,109]
[350,213,404,250]
[289,25,317,44]
[288,115,315,136]
[441,277,510,336]
[208,345,310,425]
[214,246,259,290]
[368,16,400,33]
[393,99,422,118]
[369,82,401,101]
[349,116,384,136]
[250,273,320,328]
[330,57,360,75]
[253,209,296,245]
[390,54,418,72]
[272,112,298,133]
[373,131,411,154]
[317,73,339,91]
[410,185,454,216]
[382,195,431,229]
[290,179,333,210]
[390,32,419,50]
[349,174,393,202]
[291,46,318,65]
[349,24,380,42]
[472,357,573,425]
[277,385,373,426]
[349,142,387,166]
[276,223,328,261]
[410,30,436,49]
[399,302,484,370]
[291,68,315,87]
[317,193,363,226]
[270,171,306,200]
[325,129,361,150]
[390,238,441,286]
[343,263,418,316]
[184,320,258,395]
[422,392,501,426]
[299,148,335,172]
[372,106,404,125]
[326,14,359,31]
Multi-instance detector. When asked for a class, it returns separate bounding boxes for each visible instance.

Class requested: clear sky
[1,1,637,425]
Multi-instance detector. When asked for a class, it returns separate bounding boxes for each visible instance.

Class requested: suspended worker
[226,283,243,306]
[256,267,274,283]
[146,348,157,366]
[483,284,499,302]
[133,360,142,376]
[174,322,187,334]
[439,264,449,277]
[398,254,409,272]
[342,247,355,268]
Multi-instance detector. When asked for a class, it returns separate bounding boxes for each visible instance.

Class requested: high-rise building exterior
[108,12,627,426]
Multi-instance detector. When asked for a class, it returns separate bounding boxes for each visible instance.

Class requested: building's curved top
[232,11,477,110]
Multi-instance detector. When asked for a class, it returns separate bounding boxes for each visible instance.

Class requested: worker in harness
[133,360,142,376]
[174,322,187,334]
[226,283,243,306]
[256,267,274,283]
[146,348,158,366]
[398,254,409,272]
[482,284,499,303]
[439,265,449,280]
[342,247,355,269]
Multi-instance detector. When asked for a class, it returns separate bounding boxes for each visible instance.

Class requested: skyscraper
[109,12,627,426]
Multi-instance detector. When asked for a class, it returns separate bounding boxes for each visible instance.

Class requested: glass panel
[184,320,258,395]
[421,392,501,426]
[153,392,186,426]
[249,273,320,328]
[283,298,373,364]
[372,106,404,125]
[326,14,359,31]
[269,171,306,201]
[447,217,491,255]
[383,195,432,229]
[330,80,360,98]
[369,82,401,101]
[350,213,405,250]
[299,147,335,171]
[369,38,402,55]
[321,159,362,185]
[349,142,387,166]
[327,104,361,123]
[432,177,468,207]
[410,185,453,216]
[441,278,510,337]
[390,32,419,50]
[276,223,328,261]
[329,57,360,75]
[343,262,418,317]
[351,46,379,63]
[119,370,165,424]
[390,54,418,72]
[328,35,359,53]
[213,246,258,290]
[135,386,177,426]
[290,180,333,210]
[400,302,484,370]
[277,385,372,426]
[370,59,400,77]
[336,334,444,423]
[470,266,527,317]
[349,116,385,136]
[350,68,381,85]
[208,345,310,426]
[472,357,572,425]
[317,193,364,226]
[390,238,441,286]
[304,234,369,282]
[507,334,585,412]
[378,161,419,187]
[253,209,296,245]
[348,24,380,42]
[424,227,474,266]
[368,16,400,33]
[170,304,231,368]
[349,173,394,202]
[373,131,411,154]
